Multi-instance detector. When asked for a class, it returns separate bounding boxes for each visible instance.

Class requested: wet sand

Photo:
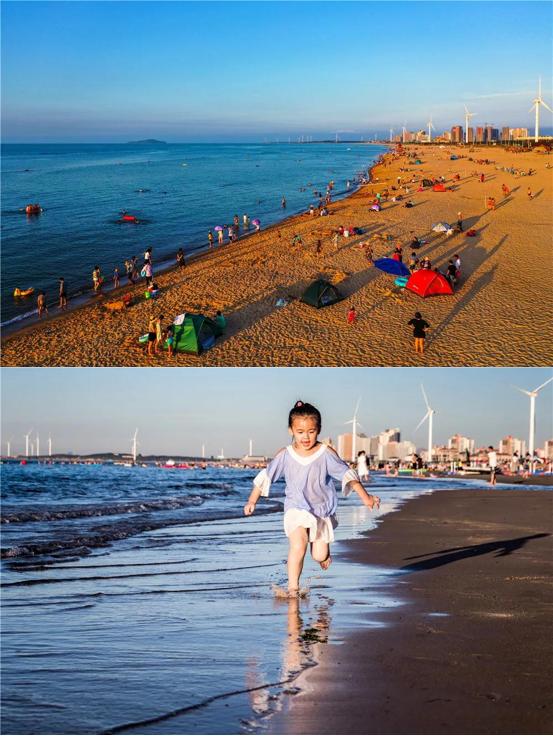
[2,145,552,367]
[269,489,553,735]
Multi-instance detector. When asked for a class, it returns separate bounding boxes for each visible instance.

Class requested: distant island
[126,139,167,146]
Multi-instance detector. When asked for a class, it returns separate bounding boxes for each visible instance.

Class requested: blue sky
[1,368,552,456]
[2,1,552,142]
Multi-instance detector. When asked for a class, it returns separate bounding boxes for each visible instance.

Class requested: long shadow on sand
[399,533,550,573]
[426,235,509,347]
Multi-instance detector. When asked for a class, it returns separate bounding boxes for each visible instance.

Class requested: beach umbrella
[406,270,454,298]
[431,222,451,233]
[251,218,260,226]
[373,258,410,278]
[214,225,223,232]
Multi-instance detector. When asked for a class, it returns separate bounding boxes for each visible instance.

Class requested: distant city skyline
[2,1,552,142]
[2,368,552,457]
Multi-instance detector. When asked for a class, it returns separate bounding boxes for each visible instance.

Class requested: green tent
[301,279,344,308]
[171,313,222,354]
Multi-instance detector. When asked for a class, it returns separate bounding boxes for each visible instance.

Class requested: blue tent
[373,258,410,278]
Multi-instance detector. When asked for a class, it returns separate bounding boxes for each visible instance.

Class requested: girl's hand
[365,494,380,510]
[244,502,256,516]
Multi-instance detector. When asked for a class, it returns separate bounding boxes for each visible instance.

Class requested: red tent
[406,270,454,298]
[432,183,446,192]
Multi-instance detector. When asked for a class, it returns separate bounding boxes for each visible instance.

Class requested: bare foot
[319,555,332,571]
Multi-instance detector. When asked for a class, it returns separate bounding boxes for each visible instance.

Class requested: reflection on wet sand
[244,595,334,728]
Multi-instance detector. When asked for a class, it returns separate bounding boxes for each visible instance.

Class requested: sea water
[1,463,483,734]
[1,142,388,326]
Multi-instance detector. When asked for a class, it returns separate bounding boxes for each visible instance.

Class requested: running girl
[244,400,380,596]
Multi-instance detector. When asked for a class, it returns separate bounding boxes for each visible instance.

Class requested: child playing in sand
[347,306,357,325]
[244,400,380,596]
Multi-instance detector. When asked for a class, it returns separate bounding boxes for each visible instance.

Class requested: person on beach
[527,187,534,200]
[254,220,261,232]
[176,247,186,267]
[218,228,224,245]
[333,231,339,250]
[281,196,287,209]
[147,315,156,356]
[446,259,457,287]
[92,266,102,293]
[233,214,240,233]
[347,306,357,325]
[451,254,461,281]
[131,256,139,283]
[227,225,234,242]
[408,311,430,354]
[243,214,250,230]
[58,278,68,310]
[215,310,227,333]
[142,261,153,287]
[208,231,214,249]
[487,446,498,486]
[144,247,152,266]
[243,400,380,597]
[315,238,322,254]
[309,204,315,217]
[155,314,164,352]
[356,450,369,481]
[125,260,134,285]
[502,183,511,198]
[113,267,120,289]
[165,323,175,357]
[37,291,48,318]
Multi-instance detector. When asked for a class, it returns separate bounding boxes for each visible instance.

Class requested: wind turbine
[24,428,33,457]
[248,439,253,457]
[131,428,139,464]
[345,397,363,462]
[529,77,553,142]
[48,435,52,457]
[427,116,435,143]
[512,377,553,472]
[36,433,40,457]
[402,122,408,143]
[415,385,436,464]
[6,438,12,457]
[464,105,476,143]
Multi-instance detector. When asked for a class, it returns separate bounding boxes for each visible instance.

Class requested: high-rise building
[485,125,499,142]
[501,126,511,142]
[466,127,475,143]
[510,127,529,139]
[442,130,452,142]
[448,434,475,455]
[450,125,463,143]
[476,126,485,143]
[543,440,553,460]
[498,436,526,456]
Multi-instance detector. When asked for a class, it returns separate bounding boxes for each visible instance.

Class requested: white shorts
[284,508,338,543]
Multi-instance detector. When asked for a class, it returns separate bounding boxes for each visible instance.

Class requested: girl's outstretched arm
[244,448,287,516]
[244,485,262,516]
[347,480,380,510]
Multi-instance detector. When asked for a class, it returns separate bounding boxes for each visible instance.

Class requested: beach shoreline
[267,488,553,735]
[2,143,552,366]
[0,150,383,340]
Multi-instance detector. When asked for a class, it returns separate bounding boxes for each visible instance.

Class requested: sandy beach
[2,144,552,367]
[268,488,553,735]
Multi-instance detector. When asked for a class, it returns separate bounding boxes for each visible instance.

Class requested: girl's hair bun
[288,400,322,431]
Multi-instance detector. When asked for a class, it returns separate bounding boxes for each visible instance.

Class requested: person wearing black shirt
[408,311,430,354]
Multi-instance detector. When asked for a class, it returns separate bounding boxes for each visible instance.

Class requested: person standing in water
[244,400,380,597]
[58,278,68,310]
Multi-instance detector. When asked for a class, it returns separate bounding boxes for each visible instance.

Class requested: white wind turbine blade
[415,410,430,432]
[529,103,537,114]
[512,384,532,397]
[533,376,553,393]
[421,384,430,410]
[541,100,553,113]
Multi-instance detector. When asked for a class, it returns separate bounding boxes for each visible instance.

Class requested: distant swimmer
[281,196,287,208]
